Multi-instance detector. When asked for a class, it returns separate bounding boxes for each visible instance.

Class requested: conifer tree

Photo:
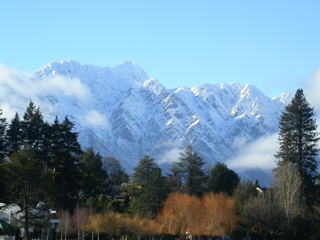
[7,102,50,162]
[210,162,239,196]
[130,155,168,218]
[46,116,82,209]
[275,89,319,205]
[0,109,7,160]
[21,101,46,153]
[79,148,109,198]
[0,109,7,202]
[3,145,49,240]
[6,112,23,155]
[171,145,207,196]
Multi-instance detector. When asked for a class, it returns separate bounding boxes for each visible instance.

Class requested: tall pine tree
[0,109,7,159]
[0,109,7,202]
[275,89,319,206]
[130,155,168,218]
[3,145,49,240]
[6,112,23,155]
[46,116,82,210]
[21,101,46,153]
[79,148,109,199]
[171,145,207,196]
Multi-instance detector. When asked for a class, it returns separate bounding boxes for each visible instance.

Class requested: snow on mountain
[0,60,292,184]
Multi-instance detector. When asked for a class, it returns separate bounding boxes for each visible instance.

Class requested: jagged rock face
[1,60,292,175]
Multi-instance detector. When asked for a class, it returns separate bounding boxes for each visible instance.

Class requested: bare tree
[73,206,90,240]
[59,210,74,240]
[272,162,305,225]
[103,156,129,197]
[242,190,286,240]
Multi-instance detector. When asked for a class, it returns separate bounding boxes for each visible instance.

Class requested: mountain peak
[111,60,149,82]
[10,59,291,186]
[31,60,150,85]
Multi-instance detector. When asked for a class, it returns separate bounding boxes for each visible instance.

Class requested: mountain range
[1,60,292,184]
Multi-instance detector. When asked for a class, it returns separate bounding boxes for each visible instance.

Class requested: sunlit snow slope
[1,60,292,183]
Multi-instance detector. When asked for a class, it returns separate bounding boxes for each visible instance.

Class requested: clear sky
[1,0,320,98]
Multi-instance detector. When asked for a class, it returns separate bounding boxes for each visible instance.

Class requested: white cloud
[0,64,92,120]
[157,147,181,164]
[154,140,183,164]
[82,110,108,128]
[0,64,35,98]
[226,133,279,171]
[0,64,90,100]
[38,76,91,101]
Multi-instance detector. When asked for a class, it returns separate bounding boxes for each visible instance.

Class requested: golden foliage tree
[157,192,237,238]
[202,193,237,237]
[85,212,159,240]
[157,192,197,239]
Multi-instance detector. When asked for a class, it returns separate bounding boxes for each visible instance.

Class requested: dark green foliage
[210,162,239,196]
[275,89,319,205]
[46,116,82,210]
[6,112,23,155]
[0,109,7,160]
[21,101,47,155]
[3,145,50,240]
[130,155,169,218]
[0,109,7,203]
[7,102,49,162]
[5,104,83,210]
[79,148,109,198]
[95,194,110,213]
[107,199,129,213]
[171,145,207,196]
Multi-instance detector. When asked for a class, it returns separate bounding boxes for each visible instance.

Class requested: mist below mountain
[0,60,293,186]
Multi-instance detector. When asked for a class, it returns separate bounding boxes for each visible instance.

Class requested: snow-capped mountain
[0,60,292,183]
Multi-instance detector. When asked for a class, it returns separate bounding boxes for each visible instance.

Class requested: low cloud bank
[226,133,279,171]
[227,67,320,171]
[0,64,92,121]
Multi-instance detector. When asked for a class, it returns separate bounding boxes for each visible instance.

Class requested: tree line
[1,88,320,240]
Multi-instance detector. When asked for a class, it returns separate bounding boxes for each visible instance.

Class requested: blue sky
[1,0,320,98]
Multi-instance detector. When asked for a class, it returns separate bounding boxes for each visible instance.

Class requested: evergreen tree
[46,116,82,209]
[0,109,7,202]
[171,145,208,196]
[0,109,7,160]
[210,162,239,196]
[6,112,23,155]
[130,155,168,218]
[275,89,319,205]
[6,102,49,161]
[21,101,46,153]
[3,145,50,240]
[79,148,109,198]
